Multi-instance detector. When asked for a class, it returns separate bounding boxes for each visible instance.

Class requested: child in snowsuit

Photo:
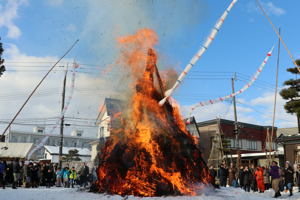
[255,167,265,193]
[69,167,77,188]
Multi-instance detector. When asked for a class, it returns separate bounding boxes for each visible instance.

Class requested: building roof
[44,145,91,156]
[277,127,298,137]
[105,98,123,116]
[96,98,124,123]
[0,142,34,159]
[197,118,275,130]
[277,133,300,144]
[7,130,97,140]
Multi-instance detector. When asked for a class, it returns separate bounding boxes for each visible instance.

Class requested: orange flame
[96,29,211,197]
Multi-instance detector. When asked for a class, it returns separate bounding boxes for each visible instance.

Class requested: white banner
[159,0,238,106]
[190,46,274,111]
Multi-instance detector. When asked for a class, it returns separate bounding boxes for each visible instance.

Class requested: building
[44,145,91,163]
[91,98,124,164]
[197,118,278,165]
[277,133,300,164]
[4,128,97,160]
[96,98,124,139]
[0,142,34,160]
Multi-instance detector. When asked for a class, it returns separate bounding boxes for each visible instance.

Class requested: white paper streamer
[190,46,274,111]
[27,62,78,159]
[159,0,238,106]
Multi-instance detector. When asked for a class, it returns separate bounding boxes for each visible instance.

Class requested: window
[107,123,110,131]
[266,142,277,151]
[99,127,104,138]
[11,136,17,142]
[257,141,262,151]
[250,141,257,150]
[32,137,38,143]
[242,139,249,150]
[229,139,242,149]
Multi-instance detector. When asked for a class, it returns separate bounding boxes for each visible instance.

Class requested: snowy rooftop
[44,145,91,156]
[0,142,34,159]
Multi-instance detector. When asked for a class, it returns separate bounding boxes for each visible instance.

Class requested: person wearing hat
[284,161,294,196]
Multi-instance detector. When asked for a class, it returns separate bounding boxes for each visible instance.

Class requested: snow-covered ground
[1,187,300,200]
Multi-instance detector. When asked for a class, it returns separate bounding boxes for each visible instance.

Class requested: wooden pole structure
[59,68,68,168]
[270,28,281,160]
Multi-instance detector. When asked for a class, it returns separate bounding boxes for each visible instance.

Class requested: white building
[96,98,124,139]
[90,98,124,164]
[44,145,91,163]
[4,128,97,160]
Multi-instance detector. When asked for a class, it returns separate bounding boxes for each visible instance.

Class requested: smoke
[81,0,207,100]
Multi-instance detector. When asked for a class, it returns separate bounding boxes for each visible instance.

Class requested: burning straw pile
[95,29,212,197]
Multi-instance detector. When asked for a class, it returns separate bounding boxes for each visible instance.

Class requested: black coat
[12,161,21,173]
[209,169,217,178]
[30,166,39,181]
[218,167,228,178]
[284,166,294,184]
[243,170,252,186]
[44,171,53,182]
[239,170,244,185]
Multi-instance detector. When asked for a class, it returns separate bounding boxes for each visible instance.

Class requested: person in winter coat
[250,164,257,192]
[243,166,251,192]
[0,160,6,189]
[218,163,228,187]
[12,159,21,189]
[63,167,70,188]
[228,163,237,187]
[44,169,53,188]
[5,162,13,185]
[30,163,39,188]
[263,166,270,190]
[55,168,63,187]
[270,161,281,198]
[69,167,77,188]
[279,167,285,192]
[79,163,89,188]
[209,165,218,188]
[296,164,300,192]
[284,161,294,196]
[238,166,244,189]
[255,166,265,193]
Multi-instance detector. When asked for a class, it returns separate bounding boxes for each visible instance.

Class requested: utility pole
[0,40,79,140]
[231,74,240,167]
[59,67,68,168]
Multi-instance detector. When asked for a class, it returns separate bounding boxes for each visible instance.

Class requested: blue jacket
[56,170,63,178]
[63,170,70,179]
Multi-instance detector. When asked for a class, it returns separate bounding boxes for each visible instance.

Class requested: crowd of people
[209,160,300,198]
[0,159,96,189]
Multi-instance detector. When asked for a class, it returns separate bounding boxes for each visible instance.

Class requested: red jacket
[255,167,264,181]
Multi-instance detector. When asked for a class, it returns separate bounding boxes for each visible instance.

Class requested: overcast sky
[0,0,300,138]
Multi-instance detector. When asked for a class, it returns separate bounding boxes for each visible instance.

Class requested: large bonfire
[95,29,212,197]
